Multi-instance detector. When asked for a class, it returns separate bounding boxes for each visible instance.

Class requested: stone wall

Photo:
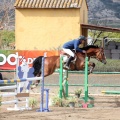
[104,41,120,59]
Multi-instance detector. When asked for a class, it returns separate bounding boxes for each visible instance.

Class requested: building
[14,0,88,50]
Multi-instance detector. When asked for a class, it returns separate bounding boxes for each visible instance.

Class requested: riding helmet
[79,35,87,40]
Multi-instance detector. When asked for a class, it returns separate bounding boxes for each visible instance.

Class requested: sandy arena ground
[1,107,120,120]
[0,73,120,120]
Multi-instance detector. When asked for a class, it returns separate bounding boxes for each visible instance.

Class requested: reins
[89,48,104,62]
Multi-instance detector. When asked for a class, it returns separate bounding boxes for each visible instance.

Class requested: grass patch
[91,58,120,72]
[29,97,38,108]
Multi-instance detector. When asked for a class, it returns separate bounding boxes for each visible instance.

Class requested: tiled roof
[14,0,84,8]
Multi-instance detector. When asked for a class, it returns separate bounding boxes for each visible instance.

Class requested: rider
[62,35,87,69]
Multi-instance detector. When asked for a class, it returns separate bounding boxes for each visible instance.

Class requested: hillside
[87,0,120,28]
[0,0,120,29]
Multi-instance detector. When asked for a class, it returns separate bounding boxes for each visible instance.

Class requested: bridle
[89,48,106,62]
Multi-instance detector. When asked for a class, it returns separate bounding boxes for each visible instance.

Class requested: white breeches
[62,48,75,57]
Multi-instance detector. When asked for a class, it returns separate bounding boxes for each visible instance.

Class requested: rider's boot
[64,56,74,69]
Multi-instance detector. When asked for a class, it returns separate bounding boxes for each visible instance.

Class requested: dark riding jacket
[63,39,83,52]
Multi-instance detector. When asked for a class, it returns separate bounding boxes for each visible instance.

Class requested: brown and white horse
[32,45,106,88]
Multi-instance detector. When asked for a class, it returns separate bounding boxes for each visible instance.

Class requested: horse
[31,45,106,88]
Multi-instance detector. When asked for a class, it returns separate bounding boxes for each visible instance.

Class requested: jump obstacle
[0,57,49,112]
[59,56,120,107]
[1,54,119,110]
[59,56,89,100]
[84,57,120,95]
[59,56,94,107]
[59,56,68,98]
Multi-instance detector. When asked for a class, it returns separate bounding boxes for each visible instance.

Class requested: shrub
[29,97,38,108]
[75,89,82,95]
[0,30,15,49]
[52,96,63,107]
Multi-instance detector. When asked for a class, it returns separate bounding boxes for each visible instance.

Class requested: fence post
[59,56,63,98]
[65,70,68,97]
[84,57,88,103]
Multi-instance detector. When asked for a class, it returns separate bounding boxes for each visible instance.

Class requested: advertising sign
[0,50,59,70]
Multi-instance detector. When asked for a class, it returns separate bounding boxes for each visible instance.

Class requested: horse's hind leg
[31,81,40,90]
[31,73,41,89]
[88,62,95,74]
[31,69,53,89]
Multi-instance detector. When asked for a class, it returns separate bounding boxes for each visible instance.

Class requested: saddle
[60,50,77,64]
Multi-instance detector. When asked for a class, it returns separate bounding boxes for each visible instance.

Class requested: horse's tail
[33,56,44,76]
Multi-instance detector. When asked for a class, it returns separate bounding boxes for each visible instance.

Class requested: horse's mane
[81,45,99,50]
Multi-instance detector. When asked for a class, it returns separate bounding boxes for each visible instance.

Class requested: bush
[67,97,77,103]
[52,96,63,107]
[75,89,82,95]
[29,97,38,108]
[0,30,15,49]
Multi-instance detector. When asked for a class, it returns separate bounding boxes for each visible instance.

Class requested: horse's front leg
[88,62,95,74]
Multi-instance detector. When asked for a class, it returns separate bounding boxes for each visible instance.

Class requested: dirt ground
[1,107,120,120]
[0,73,120,120]
[1,94,120,120]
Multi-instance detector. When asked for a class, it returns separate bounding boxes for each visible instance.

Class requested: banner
[0,50,60,70]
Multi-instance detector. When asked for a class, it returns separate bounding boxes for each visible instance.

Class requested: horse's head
[95,47,107,64]
[83,45,107,64]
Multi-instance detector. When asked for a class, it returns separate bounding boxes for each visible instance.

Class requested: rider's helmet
[78,35,87,41]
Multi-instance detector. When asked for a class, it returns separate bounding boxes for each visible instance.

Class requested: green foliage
[0,30,15,46]
[88,31,120,46]
[67,97,77,103]
[51,96,78,107]
[100,32,120,39]
[52,96,63,107]
[74,89,82,95]
[29,97,38,108]
[89,31,120,40]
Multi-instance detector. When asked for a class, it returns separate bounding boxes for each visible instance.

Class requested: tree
[0,0,15,30]
[1,30,15,49]
[0,0,15,49]
[88,17,120,46]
